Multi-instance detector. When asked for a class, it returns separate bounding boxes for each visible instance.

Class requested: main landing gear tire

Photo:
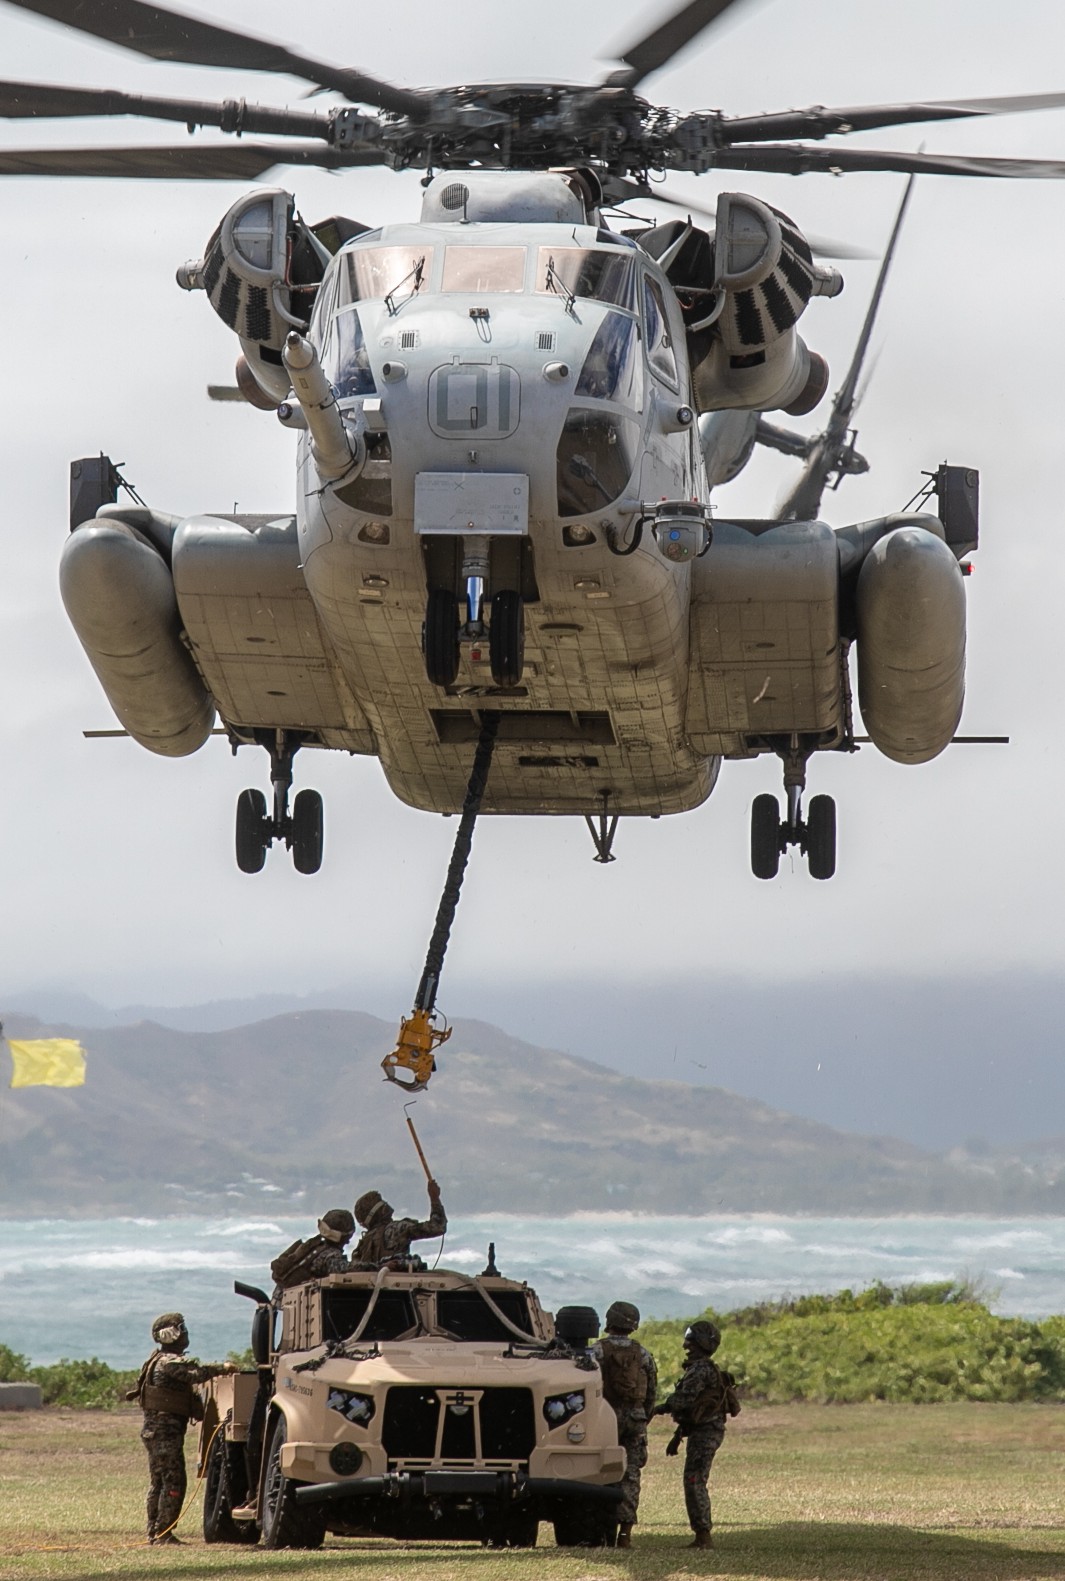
[291,788,324,875]
[489,589,525,687]
[259,1417,325,1551]
[203,1432,257,1544]
[236,788,269,874]
[424,587,460,687]
[806,794,837,881]
[751,793,782,880]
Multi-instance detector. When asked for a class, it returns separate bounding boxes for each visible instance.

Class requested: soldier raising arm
[351,1179,447,1268]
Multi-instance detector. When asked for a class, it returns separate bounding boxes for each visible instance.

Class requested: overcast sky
[2,0,1064,1048]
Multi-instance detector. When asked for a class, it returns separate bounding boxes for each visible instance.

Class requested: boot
[689,1528,712,1549]
[617,1522,633,1549]
[153,1533,182,1546]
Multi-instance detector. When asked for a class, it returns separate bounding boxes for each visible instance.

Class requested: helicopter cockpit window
[322,308,377,398]
[441,247,526,294]
[575,311,644,408]
[536,249,634,309]
[642,275,679,387]
[339,247,434,308]
[556,411,640,518]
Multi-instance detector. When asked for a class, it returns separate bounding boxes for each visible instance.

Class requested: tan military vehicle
[197,1255,624,1548]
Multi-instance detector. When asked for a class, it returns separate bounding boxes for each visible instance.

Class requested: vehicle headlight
[326,1388,375,1426]
[543,1390,585,1427]
[329,1441,364,1476]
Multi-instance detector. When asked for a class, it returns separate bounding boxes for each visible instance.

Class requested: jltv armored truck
[198,1259,624,1548]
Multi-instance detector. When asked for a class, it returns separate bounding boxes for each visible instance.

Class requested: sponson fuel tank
[60,517,215,756]
[855,522,966,764]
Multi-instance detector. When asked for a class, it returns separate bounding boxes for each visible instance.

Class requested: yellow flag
[8,1038,87,1089]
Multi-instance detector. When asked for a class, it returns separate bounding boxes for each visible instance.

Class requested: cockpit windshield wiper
[544,256,577,315]
[384,255,427,316]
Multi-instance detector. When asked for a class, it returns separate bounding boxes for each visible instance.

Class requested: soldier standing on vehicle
[655,1319,740,1550]
[592,1300,657,1549]
[352,1179,447,1266]
[129,1313,237,1545]
[270,1208,356,1293]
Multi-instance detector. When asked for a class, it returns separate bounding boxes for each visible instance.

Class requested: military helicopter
[5,0,1063,881]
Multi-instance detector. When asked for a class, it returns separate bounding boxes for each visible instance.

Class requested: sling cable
[381,711,499,1094]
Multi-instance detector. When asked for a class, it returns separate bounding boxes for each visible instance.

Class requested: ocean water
[2,1214,1064,1367]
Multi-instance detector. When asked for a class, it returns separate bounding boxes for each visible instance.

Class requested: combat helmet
[605,1300,641,1333]
[151,1312,188,1347]
[683,1319,721,1355]
[318,1208,356,1243]
[354,1190,390,1228]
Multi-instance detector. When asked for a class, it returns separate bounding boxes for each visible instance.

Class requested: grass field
[3,1405,1064,1581]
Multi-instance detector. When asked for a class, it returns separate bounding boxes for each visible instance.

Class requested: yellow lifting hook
[381,1007,452,1093]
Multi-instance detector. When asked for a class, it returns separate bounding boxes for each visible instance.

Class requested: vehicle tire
[489,589,525,687]
[424,587,459,687]
[259,1416,325,1551]
[236,788,269,874]
[806,793,837,881]
[291,788,324,875]
[750,793,781,880]
[552,1504,617,1547]
[485,1516,538,1548]
[554,1305,601,1346]
[203,1432,257,1544]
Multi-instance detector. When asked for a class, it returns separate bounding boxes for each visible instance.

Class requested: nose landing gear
[421,584,526,689]
[235,731,323,875]
[750,744,837,880]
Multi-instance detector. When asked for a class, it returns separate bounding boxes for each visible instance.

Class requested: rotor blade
[2,0,426,118]
[717,90,1065,145]
[0,79,331,138]
[777,176,915,524]
[0,142,384,178]
[712,143,1065,178]
[609,0,745,88]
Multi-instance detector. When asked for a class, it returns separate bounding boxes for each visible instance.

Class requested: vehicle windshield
[322,1288,417,1343]
[441,246,526,293]
[536,249,634,309]
[435,1289,537,1341]
[339,246,434,308]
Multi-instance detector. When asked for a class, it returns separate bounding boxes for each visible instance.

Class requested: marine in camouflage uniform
[132,1312,236,1545]
[592,1300,658,1548]
[270,1208,356,1295]
[657,1319,739,1549]
[351,1180,447,1267]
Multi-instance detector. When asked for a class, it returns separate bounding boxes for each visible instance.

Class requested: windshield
[536,249,634,309]
[435,1289,537,1341]
[322,1288,417,1343]
[340,246,434,308]
[441,246,526,293]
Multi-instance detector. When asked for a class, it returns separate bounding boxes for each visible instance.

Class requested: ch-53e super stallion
[6,1,1061,879]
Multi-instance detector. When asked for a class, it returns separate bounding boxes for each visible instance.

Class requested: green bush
[639,1282,1065,1406]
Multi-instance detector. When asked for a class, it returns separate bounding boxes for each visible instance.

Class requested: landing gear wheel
[806,794,837,880]
[291,788,324,875]
[203,1432,256,1544]
[424,587,459,687]
[236,788,269,874]
[489,589,525,687]
[751,793,782,880]
[259,1417,324,1550]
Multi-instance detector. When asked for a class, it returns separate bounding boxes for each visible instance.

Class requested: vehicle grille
[382,1386,536,1465]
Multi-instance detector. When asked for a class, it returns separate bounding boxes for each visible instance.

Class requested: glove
[427,1179,442,1202]
[665,1428,683,1457]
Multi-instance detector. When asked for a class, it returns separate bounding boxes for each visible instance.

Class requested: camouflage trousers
[682,1419,725,1533]
[141,1413,188,1539]
[614,1414,649,1525]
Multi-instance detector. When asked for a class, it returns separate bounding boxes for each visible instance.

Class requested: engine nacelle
[855,524,966,764]
[177,188,331,406]
[60,515,215,756]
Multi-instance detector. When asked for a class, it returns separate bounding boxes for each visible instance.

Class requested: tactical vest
[686,1364,741,1425]
[127,1350,203,1419]
[598,1337,646,1410]
[271,1234,329,1289]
